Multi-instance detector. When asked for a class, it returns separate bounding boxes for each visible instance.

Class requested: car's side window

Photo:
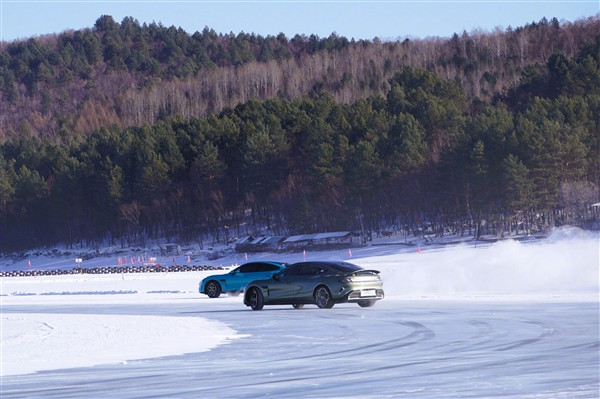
[297,265,309,275]
[298,264,321,275]
[283,265,301,276]
[313,265,326,275]
[238,264,256,273]
[255,263,280,272]
[297,265,307,275]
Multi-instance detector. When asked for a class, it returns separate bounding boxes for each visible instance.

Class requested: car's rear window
[329,262,362,273]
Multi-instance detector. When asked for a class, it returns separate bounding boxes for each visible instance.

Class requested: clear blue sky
[1,0,598,42]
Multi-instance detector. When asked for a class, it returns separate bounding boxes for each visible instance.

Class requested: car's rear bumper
[346,289,385,302]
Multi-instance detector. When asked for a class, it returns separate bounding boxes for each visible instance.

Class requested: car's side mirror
[273,273,281,281]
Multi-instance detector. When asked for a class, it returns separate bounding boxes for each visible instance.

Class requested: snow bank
[1,313,242,376]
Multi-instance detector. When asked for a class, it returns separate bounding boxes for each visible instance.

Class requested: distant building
[235,231,355,253]
[159,243,181,255]
[234,236,285,253]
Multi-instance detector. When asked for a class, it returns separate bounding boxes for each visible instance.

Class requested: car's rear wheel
[205,281,222,298]
[314,286,334,309]
[357,299,376,307]
[248,287,264,310]
[292,304,304,309]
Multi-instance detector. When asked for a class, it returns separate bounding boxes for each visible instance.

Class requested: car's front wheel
[292,304,304,309]
[205,281,222,298]
[248,287,264,310]
[314,286,334,309]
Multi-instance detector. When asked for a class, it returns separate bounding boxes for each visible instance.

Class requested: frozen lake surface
[1,298,598,398]
[1,227,598,398]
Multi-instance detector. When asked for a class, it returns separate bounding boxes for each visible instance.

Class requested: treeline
[1,15,599,141]
[1,40,599,251]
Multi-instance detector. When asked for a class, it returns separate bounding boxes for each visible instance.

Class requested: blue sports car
[199,261,287,298]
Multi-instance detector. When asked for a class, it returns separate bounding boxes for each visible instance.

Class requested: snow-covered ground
[1,226,598,398]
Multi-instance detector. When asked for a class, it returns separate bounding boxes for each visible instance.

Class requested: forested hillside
[2,15,599,141]
[0,15,599,252]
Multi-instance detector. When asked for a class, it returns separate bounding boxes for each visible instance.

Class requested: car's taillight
[342,274,380,283]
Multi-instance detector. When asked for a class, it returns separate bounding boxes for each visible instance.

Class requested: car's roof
[289,260,357,266]
[238,261,287,267]
[288,260,361,271]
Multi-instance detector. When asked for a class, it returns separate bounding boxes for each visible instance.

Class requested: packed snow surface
[1,226,598,398]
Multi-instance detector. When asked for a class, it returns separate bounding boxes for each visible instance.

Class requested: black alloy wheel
[249,287,264,310]
[314,286,334,309]
[205,281,222,298]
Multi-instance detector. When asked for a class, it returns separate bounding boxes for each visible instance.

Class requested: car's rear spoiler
[353,269,380,275]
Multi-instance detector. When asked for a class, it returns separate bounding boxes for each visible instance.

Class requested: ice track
[1,298,598,398]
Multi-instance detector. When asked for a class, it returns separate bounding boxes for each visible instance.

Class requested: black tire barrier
[0,264,225,277]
